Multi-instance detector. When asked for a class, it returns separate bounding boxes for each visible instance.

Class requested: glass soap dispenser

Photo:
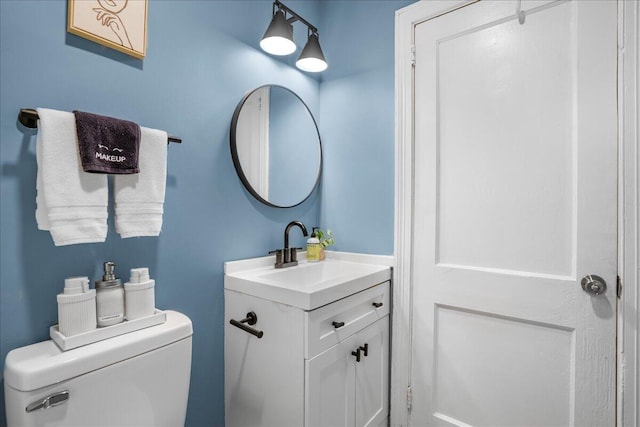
[95,261,125,327]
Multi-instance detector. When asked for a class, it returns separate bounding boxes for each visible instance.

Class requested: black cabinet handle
[351,348,361,362]
[230,311,264,338]
[372,302,384,308]
[359,343,369,357]
[332,321,345,329]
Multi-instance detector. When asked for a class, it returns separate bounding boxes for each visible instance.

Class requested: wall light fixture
[260,0,328,73]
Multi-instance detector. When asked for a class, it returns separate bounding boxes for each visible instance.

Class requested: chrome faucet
[270,220,308,268]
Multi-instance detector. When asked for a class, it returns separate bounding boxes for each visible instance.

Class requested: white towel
[114,127,167,238]
[35,108,108,245]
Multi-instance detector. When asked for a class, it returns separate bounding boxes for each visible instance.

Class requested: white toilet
[3,310,193,427]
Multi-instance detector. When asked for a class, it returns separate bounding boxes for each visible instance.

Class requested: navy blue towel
[73,110,141,174]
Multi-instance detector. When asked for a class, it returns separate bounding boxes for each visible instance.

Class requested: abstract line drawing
[93,0,133,49]
[67,0,147,59]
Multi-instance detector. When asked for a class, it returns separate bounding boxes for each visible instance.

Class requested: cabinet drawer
[305,282,389,359]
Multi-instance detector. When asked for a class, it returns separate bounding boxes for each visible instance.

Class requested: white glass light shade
[260,10,296,56]
[295,34,327,72]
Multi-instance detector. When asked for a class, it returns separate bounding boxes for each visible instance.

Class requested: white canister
[57,276,97,337]
[124,267,156,320]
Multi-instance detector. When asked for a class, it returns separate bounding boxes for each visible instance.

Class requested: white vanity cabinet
[224,257,391,427]
[305,316,389,427]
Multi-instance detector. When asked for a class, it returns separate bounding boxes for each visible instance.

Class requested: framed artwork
[67,0,148,59]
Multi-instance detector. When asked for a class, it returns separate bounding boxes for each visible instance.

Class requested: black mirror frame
[230,85,323,208]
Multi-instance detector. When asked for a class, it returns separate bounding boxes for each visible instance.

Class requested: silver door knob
[581,275,607,296]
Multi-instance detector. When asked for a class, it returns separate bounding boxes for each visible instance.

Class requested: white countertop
[224,252,392,310]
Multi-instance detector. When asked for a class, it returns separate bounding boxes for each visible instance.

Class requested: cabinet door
[355,318,389,427]
[305,334,357,427]
[225,290,305,427]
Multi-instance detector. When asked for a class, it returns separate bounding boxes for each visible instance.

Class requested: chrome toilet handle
[26,390,69,413]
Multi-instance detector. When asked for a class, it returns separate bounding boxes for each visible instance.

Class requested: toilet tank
[3,310,193,427]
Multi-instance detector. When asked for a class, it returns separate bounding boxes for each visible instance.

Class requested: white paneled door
[410,1,617,426]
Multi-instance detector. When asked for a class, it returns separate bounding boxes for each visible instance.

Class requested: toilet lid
[3,310,192,391]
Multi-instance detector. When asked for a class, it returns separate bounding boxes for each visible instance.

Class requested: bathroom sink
[224,256,391,310]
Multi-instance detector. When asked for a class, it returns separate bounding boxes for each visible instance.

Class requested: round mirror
[230,85,322,208]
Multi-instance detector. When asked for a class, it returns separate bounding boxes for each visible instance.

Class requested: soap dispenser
[306,228,321,262]
[95,261,125,327]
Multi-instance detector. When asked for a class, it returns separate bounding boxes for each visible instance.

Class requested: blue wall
[0,0,413,425]
[318,0,413,255]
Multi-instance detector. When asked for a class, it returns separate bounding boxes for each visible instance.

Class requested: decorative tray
[50,309,166,351]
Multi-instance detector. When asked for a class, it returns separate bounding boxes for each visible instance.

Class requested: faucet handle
[268,249,283,266]
[289,247,303,262]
